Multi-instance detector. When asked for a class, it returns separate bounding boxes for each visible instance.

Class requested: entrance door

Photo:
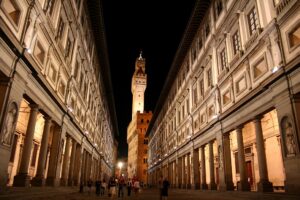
[246,161,254,189]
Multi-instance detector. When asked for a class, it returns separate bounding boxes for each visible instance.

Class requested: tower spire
[139,50,143,60]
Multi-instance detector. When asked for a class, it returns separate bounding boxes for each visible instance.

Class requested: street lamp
[117,161,123,177]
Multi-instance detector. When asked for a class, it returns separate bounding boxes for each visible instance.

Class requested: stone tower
[131,52,147,118]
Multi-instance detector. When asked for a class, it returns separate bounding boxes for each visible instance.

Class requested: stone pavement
[0,187,300,200]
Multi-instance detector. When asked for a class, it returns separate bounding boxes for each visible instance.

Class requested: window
[48,63,57,83]
[198,35,203,50]
[74,60,80,79]
[253,57,267,79]
[199,79,204,97]
[220,48,227,71]
[57,17,65,39]
[31,143,39,167]
[205,22,210,37]
[207,68,212,88]
[58,81,66,96]
[45,0,55,16]
[247,7,259,36]
[76,0,81,9]
[222,90,231,106]
[192,46,197,61]
[3,0,21,26]
[215,0,223,18]
[193,87,198,105]
[232,31,241,55]
[34,41,46,65]
[65,38,72,57]
[289,25,300,48]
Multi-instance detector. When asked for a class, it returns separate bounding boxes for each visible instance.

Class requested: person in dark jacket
[162,177,170,200]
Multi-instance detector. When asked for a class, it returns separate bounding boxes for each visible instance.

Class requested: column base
[31,176,45,186]
[201,183,208,190]
[68,179,74,186]
[257,180,273,192]
[60,178,68,186]
[237,181,251,191]
[192,183,200,189]
[209,182,217,190]
[46,177,60,187]
[13,173,31,187]
[219,181,234,191]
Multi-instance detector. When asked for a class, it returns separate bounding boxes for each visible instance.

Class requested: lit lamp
[117,161,123,177]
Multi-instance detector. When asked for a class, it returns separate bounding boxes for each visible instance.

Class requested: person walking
[108,177,117,199]
[118,176,125,198]
[162,177,170,200]
[158,175,163,200]
[95,180,101,196]
[101,179,107,196]
[87,179,93,195]
[127,178,133,196]
[133,178,140,196]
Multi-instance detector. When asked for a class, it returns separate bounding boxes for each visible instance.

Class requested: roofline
[87,0,119,139]
[145,0,211,137]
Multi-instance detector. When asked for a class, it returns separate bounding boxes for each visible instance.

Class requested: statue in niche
[283,119,297,156]
[1,103,18,146]
[218,145,223,170]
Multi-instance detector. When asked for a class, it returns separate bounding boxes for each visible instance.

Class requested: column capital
[235,125,244,131]
[29,104,39,110]
[43,115,52,122]
[253,115,263,122]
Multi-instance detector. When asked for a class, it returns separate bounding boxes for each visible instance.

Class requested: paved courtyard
[0,187,300,200]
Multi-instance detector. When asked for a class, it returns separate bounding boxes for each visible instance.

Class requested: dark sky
[102,1,196,158]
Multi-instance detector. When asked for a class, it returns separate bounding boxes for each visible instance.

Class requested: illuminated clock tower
[131,52,147,119]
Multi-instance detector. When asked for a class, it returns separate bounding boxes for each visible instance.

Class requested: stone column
[222,133,234,190]
[31,116,51,186]
[80,150,86,184]
[192,148,200,189]
[68,140,77,186]
[236,126,250,191]
[13,104,39,187]
[177,157,182,188]
[201,145,208,189]
[209,141,217,190]
[183,156,187,188]
[187,153,191,188]
[61,135,72,186]
[73,144,82,186]
[46,125,63,186]
[253,116,273,192]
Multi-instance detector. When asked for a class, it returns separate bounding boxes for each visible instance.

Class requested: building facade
[127,54,152,184]
[0,0,118,188]
[147,0,300,194]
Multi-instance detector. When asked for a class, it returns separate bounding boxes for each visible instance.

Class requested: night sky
[102,1,196,158]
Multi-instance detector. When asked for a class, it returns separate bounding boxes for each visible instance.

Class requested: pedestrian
[101,179,107,196]
[127,178,133,196]
[118,176,125,198]
[95,180,101,196]
[79,181,84,193]
[158,175,163,200]
[162,177,170,200]
[108,177,117,199]
[87,179,93,194]
[133,179,140,196]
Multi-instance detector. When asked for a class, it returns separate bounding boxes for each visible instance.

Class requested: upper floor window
[58,80,66,97]
[220,48,227,71]
[199,79,204,97]
[205,22,210,38]
[57,17,65,39]
[76,0,81,9]
[34,41,46,66]
[65,38,72,57]
[214,0,223,18]
[193,87,198,105]
[247,7,259,36]
[207,68,213,88]
[44,0,55,16]
[289,25,300,48]
[232,31,241,55]
[2,0,21,27]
